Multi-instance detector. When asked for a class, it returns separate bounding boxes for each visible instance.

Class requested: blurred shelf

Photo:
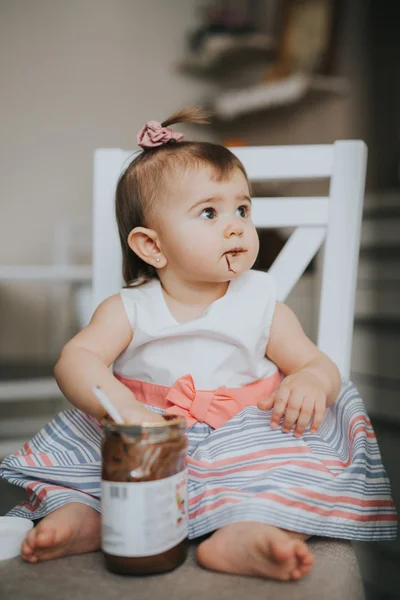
[178,32,275,77]
[210,73,349,121]
[0,414,56,440]
[361,220,400,247]
[0,360,54,381]
[0,264,92,282]
[0,378,62,402]
[364,188,400,209]
[358,253,400,282]
[354,287,400,318]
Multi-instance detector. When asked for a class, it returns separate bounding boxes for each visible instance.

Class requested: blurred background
[0,1,399,597]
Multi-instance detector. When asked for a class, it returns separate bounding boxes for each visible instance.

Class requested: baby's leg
[197,522,314,581]
[21,503,100,563]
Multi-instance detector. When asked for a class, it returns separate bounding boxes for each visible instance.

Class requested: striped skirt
[0,381,397,541]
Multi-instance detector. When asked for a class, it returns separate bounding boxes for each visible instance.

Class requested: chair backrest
[93,141,367,379]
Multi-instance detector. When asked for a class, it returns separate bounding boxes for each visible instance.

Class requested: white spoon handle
[92,386,125,424]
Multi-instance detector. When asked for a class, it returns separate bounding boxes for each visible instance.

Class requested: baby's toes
[291,541,314,577]
[21,540,33,560]
[295,540,314,562]
[269,539,294,563]
[35,527,57,550]
[21,544,38,562]
[291,561,313,579]
[290,567,303,580]
[21,527,37,556]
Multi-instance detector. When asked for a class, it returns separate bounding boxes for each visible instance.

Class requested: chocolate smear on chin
[225,253,236,274]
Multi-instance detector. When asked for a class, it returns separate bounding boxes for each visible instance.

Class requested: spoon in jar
[92,385,125,424]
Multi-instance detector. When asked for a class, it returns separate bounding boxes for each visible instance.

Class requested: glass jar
[101,415,188,575]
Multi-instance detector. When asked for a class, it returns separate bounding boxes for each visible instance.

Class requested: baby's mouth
[224,247,247,257]
[224,248,247,273]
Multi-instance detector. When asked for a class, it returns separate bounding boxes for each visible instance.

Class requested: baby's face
[157,167,259,283]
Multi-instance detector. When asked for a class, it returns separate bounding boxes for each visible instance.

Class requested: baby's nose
[224,216,244,237]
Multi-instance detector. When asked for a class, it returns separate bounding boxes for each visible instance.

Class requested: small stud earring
[156,258,160,262]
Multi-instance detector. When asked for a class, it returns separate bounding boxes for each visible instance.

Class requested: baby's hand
[118,405,166,425]
[257,372,327,437]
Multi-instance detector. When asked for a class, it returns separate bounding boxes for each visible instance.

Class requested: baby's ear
[127,227,167,268]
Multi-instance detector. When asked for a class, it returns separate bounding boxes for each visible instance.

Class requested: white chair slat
[252,197,329,228]
[92,149,123,310]
[317,141,367,378]
[268,227,326,302]
[231,145,334,180]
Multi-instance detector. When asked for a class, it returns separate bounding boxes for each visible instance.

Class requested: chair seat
[0,538,364,600]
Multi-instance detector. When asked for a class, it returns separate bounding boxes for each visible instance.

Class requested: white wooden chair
[91,141,367,599]
[92,141,367,380]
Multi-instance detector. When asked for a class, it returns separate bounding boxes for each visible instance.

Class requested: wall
[0,0,211,360]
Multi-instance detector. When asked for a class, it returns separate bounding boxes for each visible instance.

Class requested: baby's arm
[54,294,164,423]
[258,302,341,437]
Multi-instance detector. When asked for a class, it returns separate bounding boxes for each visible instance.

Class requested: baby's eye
[236,205,250,218]
[200,207,217,220]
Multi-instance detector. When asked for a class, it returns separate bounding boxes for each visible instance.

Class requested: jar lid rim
[102,414,186,433]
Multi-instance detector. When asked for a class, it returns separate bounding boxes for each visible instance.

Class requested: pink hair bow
[137,120,184,149]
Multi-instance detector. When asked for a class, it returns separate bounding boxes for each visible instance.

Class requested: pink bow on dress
[164,373,278,430]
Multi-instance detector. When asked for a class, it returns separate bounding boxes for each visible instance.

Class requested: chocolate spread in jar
[101,414,188,575]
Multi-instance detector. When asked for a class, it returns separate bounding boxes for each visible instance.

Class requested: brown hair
[115,107,249,287]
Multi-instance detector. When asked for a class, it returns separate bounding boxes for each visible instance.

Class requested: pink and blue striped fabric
[0,381,397,540]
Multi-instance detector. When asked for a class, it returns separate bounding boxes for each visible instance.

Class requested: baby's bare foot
[21,502,100,563]
[197,522,314,581]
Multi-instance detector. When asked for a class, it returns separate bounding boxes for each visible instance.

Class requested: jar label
[101,468,188,557]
